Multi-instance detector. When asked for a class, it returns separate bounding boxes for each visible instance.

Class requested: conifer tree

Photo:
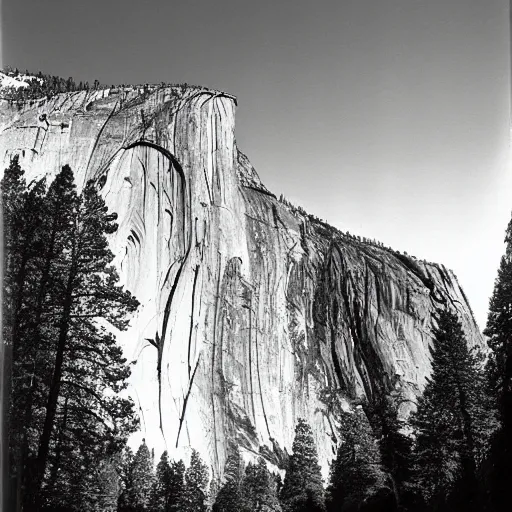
[410,309,491,512]
[28,172,139,510]
[95,456,122,512]
[213,447,244,512]
[240,457,282,512]
[366,397,414,510]
[482,212,512,511]
[183,449,209,512]
[326,407,387,512]
[118,446,135,512]
[2,161,139,511]
[280,418,325,512]
[68,455,121,512]
[2,156,47,510]
[128,440,155,511]
[149,451,172,512]
[168,459,186,511]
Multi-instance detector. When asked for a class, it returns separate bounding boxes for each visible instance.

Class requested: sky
[1,0,510,329]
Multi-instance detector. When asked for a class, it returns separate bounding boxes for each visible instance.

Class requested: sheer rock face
[0,88,484,478]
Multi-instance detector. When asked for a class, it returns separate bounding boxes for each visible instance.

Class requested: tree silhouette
[183,449,209,512]
[410,310,491,511]
[213,447,244,512]
[280,419,325,512]
[326,407,386,512]
[365,397,414,510]
[482,211,512,511]
[2,161,139,511]
[240,457,282,511]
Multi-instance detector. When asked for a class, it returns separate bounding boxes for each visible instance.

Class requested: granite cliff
[0,85,484,478]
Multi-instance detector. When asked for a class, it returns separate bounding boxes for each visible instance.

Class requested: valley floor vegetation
[2,156,512,512]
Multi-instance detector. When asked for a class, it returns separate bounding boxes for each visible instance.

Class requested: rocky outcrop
[0,86,484,478]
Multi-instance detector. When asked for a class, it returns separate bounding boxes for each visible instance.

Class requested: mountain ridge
[0,85,484,478]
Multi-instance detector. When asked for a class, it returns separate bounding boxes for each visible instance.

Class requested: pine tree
[280,419,325,512]
[71,455,121,512]
[482,212,512,511]
[2,162,140,511]
[168,459,186,511]
[130,440,155,511]
[366,397,414,510]
[240,458,282,512]
[31,172,139,510]
[2,156,47,511]
[149,451,172,512]
[31,165,90,509]
[118,446,135,512]
[183,449,209,512]
[326,407,387,512]
[213,447,244,512]
[96,456,122,512]
[410,309,492,511]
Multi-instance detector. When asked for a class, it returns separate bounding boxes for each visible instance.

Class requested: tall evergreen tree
[410,309,491,512]
[483,211,512,511]
[129,440,155,512]
[240,458,282,512]
[168,459,186,512]
[182,449,209,512]
[32,172,139,510]
[32,174,138,510]
[280,419,325,512]
[213,446,244,512]
[366,397,414,510]
[66,455,121,512]
[326,407,387,512]
[94,456,122,512]
[149,451,172,512]
[118,446,135,512]
[2,161,139,511]
[2,156,47,511]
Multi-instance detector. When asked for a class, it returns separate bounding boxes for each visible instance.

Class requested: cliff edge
[0,86,484,478]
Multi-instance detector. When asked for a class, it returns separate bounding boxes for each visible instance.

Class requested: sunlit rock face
[0,87,484,478]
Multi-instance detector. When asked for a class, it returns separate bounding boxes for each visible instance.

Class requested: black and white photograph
[0,1,511,511]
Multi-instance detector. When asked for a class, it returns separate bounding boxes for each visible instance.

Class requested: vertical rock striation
[0,86,484,478]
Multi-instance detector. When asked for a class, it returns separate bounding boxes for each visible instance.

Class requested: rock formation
[0,85,484,478]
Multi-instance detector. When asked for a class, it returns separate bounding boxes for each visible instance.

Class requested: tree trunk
[47,397,68,495]
[16,206,61,512]
[29,252,76,511]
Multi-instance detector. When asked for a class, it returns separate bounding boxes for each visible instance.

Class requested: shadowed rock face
[0,87,484,478]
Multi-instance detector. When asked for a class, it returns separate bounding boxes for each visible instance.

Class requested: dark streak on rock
[203,167,213,205]
[211,254,222,472]
[85,99,119,178]
[188,265,200,377]
[374,270,381,340]
[247,303,256,421]
[176,355,201,447]
[124,140,186,182]
[124,140,192,437]
[243,185,277,199]
[130,229,141,246]
[330,296,348,394]
[255,314,271,438]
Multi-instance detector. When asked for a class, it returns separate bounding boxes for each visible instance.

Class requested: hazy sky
[1,0,510,329]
